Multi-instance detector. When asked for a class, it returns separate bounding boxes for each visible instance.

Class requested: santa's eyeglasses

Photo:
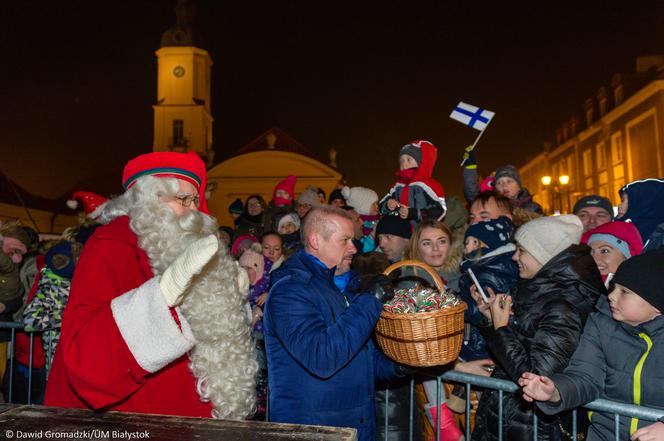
[174,194,200,208]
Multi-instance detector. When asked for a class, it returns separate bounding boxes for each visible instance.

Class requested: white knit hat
[514,214,583,266]
[298,186,321,207]
[341,186,378,216]
[277,212,301,232]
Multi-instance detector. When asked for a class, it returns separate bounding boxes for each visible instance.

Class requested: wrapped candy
[383,284,461,313]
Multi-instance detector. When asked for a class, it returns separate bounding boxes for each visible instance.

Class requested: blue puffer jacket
[264,250,398,441]
[457,244,519,361]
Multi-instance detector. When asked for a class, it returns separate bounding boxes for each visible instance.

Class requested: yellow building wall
[207,151,343,227]
[153,106,211,154]
[0,203,79,234]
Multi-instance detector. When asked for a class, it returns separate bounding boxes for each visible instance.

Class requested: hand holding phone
[605,272,615,290]
[468,268,489,303]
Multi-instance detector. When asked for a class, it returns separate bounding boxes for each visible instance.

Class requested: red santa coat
[45,216,213,417]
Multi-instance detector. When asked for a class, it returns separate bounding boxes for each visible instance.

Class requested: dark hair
[245,194,267,212]
[351,251,390,277]
[471,191,513,215]
[260,231,283,245]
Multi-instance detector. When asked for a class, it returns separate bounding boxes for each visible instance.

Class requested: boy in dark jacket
[380,140,446,224]
[520,248,664,441]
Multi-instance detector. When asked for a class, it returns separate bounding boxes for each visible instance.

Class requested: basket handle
[382,259,446,293]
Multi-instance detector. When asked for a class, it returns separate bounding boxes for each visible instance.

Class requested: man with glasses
[45,152,257,420]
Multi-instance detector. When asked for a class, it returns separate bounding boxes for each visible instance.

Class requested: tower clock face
[173,66,186,78]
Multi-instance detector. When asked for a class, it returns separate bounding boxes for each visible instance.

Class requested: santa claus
[45,151,257,420]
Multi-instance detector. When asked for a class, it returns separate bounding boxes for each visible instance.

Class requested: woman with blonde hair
[406,219,462,291]
[405,219,465,441]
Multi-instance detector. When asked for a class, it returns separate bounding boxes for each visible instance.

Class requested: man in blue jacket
[264,206,404,441]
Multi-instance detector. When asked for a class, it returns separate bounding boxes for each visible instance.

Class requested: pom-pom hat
[341,186,378,216]
[67,191,109,220]
[273,175,297,207]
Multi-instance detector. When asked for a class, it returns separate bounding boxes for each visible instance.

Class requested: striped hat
[122,151,208,213]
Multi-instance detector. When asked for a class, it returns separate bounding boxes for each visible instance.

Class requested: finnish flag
[450,102,495,131]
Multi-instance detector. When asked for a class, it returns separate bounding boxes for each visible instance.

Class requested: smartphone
[468,268,489,303]
[604,272,615,290]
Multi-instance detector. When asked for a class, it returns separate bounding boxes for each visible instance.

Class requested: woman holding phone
[470,215,605,441]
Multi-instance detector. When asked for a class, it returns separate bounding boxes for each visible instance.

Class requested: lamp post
[541,176,552,214]
[541,175,572,214]
[559,175,570,213]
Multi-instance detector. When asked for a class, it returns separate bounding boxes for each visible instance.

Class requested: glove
[160,235,219,307]
[395,363,416,377]
[360,274,395,303]
[461,145,477,168]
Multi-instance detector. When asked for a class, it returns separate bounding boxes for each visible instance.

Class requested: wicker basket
[375,260,467,367]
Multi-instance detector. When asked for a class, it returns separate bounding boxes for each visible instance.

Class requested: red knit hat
[231,234,258,258]
[67,191,109,220]
[273,175,297,207]
[581,220,644,258]
[122,151,208,213]
[480,175,495,192]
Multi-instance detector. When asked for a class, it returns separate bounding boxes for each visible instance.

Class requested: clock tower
[153,0,214,165]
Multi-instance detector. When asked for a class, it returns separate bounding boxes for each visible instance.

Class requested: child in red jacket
[379,140,446,224]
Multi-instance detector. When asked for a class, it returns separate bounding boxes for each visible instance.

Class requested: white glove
[160,235,219,307]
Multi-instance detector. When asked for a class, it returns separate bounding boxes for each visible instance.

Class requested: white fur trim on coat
[111,277,196,374]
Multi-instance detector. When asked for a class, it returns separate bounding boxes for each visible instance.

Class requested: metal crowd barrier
[0,321,46,405]
[4,319,663,441]
[382,370,664,441]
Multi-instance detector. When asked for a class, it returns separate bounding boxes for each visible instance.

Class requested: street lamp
[559,175,570,212]
[541,176,553,213]
[540,175,572,214]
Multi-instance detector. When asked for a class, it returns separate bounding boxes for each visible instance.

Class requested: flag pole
[459,128,488,166]
[469,128,486,151]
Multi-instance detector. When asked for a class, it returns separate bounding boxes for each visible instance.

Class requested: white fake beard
[131,204,258,420]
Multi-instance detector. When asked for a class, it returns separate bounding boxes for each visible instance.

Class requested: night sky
[4,1,664,201]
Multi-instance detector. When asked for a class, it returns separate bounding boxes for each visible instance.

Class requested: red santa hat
[273,175,297,207]
[122,151,208,213]
[67,191,109,220]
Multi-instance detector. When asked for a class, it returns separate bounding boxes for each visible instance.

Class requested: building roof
[234,127,325,163]
[160,0,205,48]
[0,172,66,214]
[0,171,121,217]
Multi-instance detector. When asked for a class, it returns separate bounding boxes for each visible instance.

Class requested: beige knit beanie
[514,214,583,265]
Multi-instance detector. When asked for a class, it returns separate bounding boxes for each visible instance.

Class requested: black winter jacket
[472,244,604,441]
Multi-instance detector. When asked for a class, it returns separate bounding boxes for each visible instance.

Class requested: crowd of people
[0,141,663,441]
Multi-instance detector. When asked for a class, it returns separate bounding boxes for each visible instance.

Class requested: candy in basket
[374,260,467,367]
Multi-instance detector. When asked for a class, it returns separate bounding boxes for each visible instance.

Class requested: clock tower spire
[153,0,214,165]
